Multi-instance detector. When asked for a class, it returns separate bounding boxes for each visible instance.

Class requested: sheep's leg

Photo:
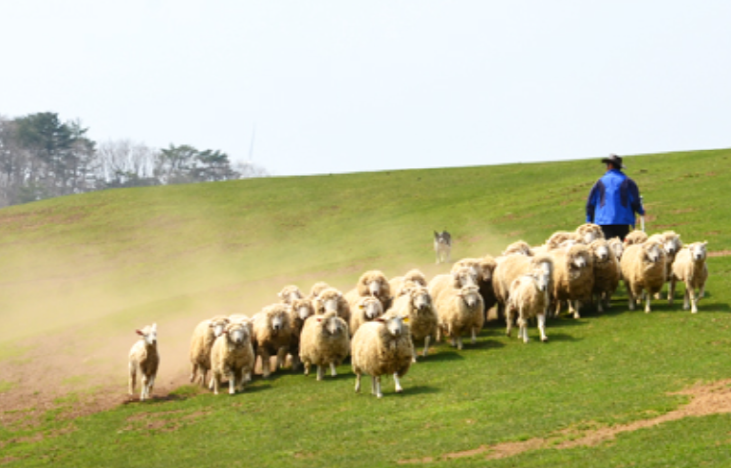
[572,300,581,319]
[303,362,310,376]
[435,326,442,343]
[371,376,377,395]
[471,327,477,345]
[355,373,362,393]
[422,336,430,357]
[627,286,636,311]
[699,283,706,299]
[128,364,136,397]
[140,375,149,401]
[537,313,548,342]
[505,307,514,337]
[330,362,337,377]
[596,293,604,313]
[148,375,156,396]
[228,372,236,395]
[644,292,652,313]
[211,373,219,395]
[688,282,699,313]
[316,365,324,381]
[412,347,418,363]
[457,336,463,351]
[554,300,562,317]
[189,363,197,383]
[276,348,287,370]
[394,373,403,393]
[290,354,301,372]
[261,351,271,378]
[668,277,676,306]
[375,376,383,398]
[682,286,690,310]
[200,369,208,388]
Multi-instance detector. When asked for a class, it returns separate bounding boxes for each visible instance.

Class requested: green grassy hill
[1,149,730,467]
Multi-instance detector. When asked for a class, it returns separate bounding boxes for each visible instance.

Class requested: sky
[1,1,730,177]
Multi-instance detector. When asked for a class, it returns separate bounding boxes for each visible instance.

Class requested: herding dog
[434,230,452,264]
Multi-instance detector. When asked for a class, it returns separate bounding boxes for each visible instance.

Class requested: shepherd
[585,154,645,241]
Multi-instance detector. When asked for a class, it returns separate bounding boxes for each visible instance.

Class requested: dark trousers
[600,224,631,242]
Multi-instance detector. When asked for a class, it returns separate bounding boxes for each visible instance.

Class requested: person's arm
[585,181,600,223]
[627,179,645,216]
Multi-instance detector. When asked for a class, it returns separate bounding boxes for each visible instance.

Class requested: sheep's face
[532,268,550,293]
[279,286,303,304]
[452,267,477,288]
[296,303,314,321]
[570,254,587,270]
[137,323,157,346]
[663,236,682,256]
[608,239,624,260]
[368,279,382,297]
[459,286,482,309]
[320,315,345,336]
[689,242,707,262]
[322,295,341,314]
[593,244,610,262]
[644,242,663,264]
[227,324,249,345]
[270,312,286,333]
[383,316,405,337]
[411,287,432,312]
[360,298,384,320]
[210,318,230,338]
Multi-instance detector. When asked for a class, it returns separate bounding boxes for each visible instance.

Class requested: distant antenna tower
[248,124,256,163]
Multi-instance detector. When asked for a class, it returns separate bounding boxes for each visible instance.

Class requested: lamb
[128,323,159,401]
[349,296,386,336]
[620,240,667,313]
[505,269,550,343]
[308,281,332,299]
[251,304,293,378]
[351,315,414,398]
[209,321,255,395]
[389,269,428,298]
[428,264,478,306]
[299,311,350,380]
[624,230,648,246]
[344,270,392,311]
[589,238,620,312]
[576,223,605,244]
[278,285,304,304]
[551,244,594,318]
[286,298,317,371]
[388,285,438,361]
[502,240,534,256]
[669,242,709,313]
[313,287,351,323]
[492,254,553,322]
[435,284,485,350]
[189,315,230,387]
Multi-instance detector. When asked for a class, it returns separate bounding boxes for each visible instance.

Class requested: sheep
[209,321,255,395]
[299,311,350,380]
[351,315,414,398]
[492,254,554,322]
[189,315,230,387]
[575,223,605,244]
[286,298,317,371]
[502,240,534,256]
[624,230,648,246]
[454,255,499,319]
[251,304,293,378]
[388,285,438,361]
[505,269,550,343]
[551,244,594,319]
[349,295,386,336]
[545,231,582,251]
[620,240,667,313]
[435,284,485,350]
[128,323,159,401]
[428,264,478,306]
[647,231,683,299]
[278,285,304,304]
[389,269,428,298]
[344,270,392,311]
[607,237,625,262]
[313,287,351,323]
[589,238,620,312]
[669,242,709,313]
[308,281,332,299]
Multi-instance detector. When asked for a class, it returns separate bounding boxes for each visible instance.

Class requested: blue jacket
[586,169,644,227]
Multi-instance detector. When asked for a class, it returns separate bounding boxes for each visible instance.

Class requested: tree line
[0,112,267,207]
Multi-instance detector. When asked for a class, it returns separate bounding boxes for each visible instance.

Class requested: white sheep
[506,269,550,343]
[389,269,428,298]
[545,231,582,251]
[209,321,255,395]
[551,244,594,318]
[502,240,534,256]
[669,242,709,313]
[313,287,351,323]
[624,230,648,246]
[647,231,683,300]
[620,240,667,313]
[252,304,293,378]
[286,298,317,371]
[308,281,332,299]
[299,311,350,380]
[388,285,438,361]
[428,264,478,306]
[435,284,485,350]
[589,238,620,312]
[351,315,414,398]
[492,254,553,322]
[349,296,386,336]
[189,315,230,387]
[575,223,605,244]
[128,323,159,401]
[344,270,393,312]
[278,285,304,304]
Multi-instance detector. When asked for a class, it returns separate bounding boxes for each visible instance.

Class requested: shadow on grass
[422,350,465,363]
[545,332,582,343]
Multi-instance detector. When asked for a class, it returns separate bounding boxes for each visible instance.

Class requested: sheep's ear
[316,317,323,322]
[136,329,143,336]
[374,318,385,323]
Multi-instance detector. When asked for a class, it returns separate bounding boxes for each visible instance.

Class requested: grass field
[1,149,730,467]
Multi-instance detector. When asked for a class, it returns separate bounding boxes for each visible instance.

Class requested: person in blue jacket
[585,154,645,241]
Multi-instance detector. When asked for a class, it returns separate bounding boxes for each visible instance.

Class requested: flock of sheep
[128,223,710,401]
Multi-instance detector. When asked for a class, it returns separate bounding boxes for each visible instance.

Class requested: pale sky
[1,1,729,177]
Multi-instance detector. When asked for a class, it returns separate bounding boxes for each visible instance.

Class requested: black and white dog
[433,230,452,264]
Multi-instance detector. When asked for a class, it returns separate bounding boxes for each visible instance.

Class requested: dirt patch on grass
[708,250,731,258]
[399,380,731,464]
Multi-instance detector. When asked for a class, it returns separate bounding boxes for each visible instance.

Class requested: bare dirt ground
[399,379,731,464]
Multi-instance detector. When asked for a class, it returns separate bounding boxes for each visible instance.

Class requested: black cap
[601,154,625,169]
